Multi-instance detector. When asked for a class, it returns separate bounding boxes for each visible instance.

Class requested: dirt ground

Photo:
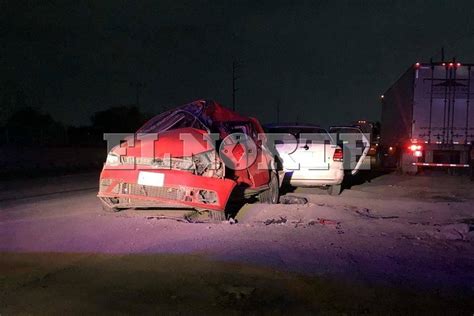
[1,171,473,314]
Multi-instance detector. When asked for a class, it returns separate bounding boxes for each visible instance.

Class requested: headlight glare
[106,153,120,166]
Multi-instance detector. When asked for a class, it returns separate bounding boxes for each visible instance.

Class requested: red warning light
[442,63,446,66]
[415,62,420,68]
[456,63,461,67]
[449,62,454,68]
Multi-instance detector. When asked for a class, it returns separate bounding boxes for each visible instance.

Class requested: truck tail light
[408,143,423,157]
[409,144,422,151]
[333,148,343,162]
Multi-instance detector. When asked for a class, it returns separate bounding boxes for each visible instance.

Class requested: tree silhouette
[5,106,65,145]
[90,105,150,133]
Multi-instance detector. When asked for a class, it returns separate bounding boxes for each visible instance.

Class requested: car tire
[208,210,226,221]
[327,184,342,196]
[258,171,279,204]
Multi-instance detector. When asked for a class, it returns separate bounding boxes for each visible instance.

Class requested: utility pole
[130,81,146,106]
[232,60,241,111]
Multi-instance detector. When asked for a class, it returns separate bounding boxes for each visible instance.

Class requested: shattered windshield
[137,110,209,134]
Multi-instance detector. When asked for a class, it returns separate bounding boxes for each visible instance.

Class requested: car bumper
[98,168,236,211]
[284,164,344,187]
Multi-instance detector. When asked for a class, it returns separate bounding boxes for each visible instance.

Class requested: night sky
[2,0,473,127]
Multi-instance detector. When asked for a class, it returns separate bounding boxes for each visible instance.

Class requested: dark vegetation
[0,81,151,147]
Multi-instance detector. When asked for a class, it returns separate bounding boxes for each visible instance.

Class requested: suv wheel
[258,172,279,204]
[208,210,226,221]
[327,184,342,196]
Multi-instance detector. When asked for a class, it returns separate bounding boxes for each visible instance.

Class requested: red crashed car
[98,100,279,219]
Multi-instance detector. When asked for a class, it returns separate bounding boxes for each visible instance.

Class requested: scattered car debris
[264,217,287,225]
[280,195,308,205]
[317,218,339,226]
[290,219,304,228]
[307,218,343,232]
[146,215,191,223]
[355,208,399,219]
[408,221,432,226]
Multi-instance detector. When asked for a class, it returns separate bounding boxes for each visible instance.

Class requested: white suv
[265,124,344,195]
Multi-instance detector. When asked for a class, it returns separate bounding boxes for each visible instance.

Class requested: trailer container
[380,61,473,173]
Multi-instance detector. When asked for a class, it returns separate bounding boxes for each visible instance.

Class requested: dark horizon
[1,0,473,127]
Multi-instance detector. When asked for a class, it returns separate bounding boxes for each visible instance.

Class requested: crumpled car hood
[113,127,213,158]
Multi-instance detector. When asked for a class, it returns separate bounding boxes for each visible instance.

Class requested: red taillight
[408,143,423,157]
[409,144,422,151]
[333,148,343,162]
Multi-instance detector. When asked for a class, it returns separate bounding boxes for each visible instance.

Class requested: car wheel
[327,184,342,196]
[259,171,280,204]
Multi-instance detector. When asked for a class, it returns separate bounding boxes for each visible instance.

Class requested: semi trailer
[379,61,473,174]
[351,120,380,157]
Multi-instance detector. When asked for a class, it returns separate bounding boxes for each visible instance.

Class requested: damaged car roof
[138,100,251,134]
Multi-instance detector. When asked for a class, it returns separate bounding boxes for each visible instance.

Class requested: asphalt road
[1,171,473,314]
